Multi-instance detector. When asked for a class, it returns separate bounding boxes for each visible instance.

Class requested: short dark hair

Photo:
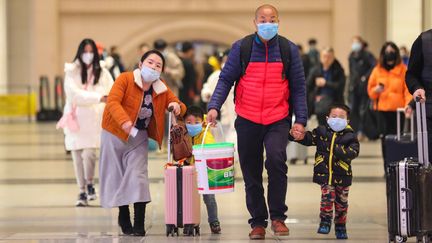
[140,49,166,71]
[328,103,351,117]
[153,39,167,50]
[308,38,317,46]
[182,41,194,53]
[184,105,204,120]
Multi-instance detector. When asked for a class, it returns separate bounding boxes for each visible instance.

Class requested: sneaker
[76,192,88,207]
[317,221,331,234]
[209,221,221,234]
[271,220,289,236]
[335,224,348,239]
[249,226,266,240]
[87,184,97,201]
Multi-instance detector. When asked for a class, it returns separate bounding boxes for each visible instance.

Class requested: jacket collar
[133,69,168,95]
[254,33,279,46]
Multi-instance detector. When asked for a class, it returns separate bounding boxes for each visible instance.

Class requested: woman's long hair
[74,38,101,85]
[378,41,401,67]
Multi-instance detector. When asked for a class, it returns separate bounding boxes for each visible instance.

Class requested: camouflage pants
[319,184,350,224]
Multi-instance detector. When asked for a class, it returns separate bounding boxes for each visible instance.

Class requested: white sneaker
[76,192,88,207]
[87,184,97,201]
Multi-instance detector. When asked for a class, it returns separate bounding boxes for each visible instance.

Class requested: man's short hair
[153,39,167,50]
[182,41,194,53]
[255,4,279,19]
[328,103,351,117]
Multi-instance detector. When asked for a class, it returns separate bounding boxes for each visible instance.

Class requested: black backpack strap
[234,34,255,102]
[278,35,291,80]
[240,34,255,77]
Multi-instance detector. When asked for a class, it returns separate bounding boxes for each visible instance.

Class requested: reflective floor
[0,122,397,242]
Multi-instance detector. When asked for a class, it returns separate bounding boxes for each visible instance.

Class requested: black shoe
[118,206,133,235]
[87,184,97,201]
[133,202,146,236]
[75,192,88,207]
[210,221,221,234]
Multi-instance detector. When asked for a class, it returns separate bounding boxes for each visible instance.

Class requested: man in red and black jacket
[207,4,308,240]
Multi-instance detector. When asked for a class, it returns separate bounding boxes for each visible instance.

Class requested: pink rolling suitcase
[164,109,200,237]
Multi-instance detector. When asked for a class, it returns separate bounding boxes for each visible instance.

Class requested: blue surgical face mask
[186,123,203,137]
[257,23,279,40]
[351,42,362,52]
[140,65,161,83]
[327,117,347,132]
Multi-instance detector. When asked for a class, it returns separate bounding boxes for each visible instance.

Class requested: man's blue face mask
[257,23,279,40]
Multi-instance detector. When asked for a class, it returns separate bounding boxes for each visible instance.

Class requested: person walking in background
[133,43,150,70]
[62,38,114,206]
[307,47,345,125]
[348,36,376,141]
[405,29,432,162]
[105,46,125,80]
[207,4,308,239]
[307,38,320,72]
[400,45,410,66]
[179,41,198,107]
[153,39,185,97]
[99,50,186,236]
[367,42,412,166]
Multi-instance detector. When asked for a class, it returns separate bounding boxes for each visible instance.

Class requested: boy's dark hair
[328,103,351,117]
[184,105,204,120]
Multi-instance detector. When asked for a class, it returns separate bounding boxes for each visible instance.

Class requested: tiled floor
[0,122,399,242]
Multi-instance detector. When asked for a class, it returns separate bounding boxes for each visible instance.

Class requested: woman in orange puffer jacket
[367,41,412,164]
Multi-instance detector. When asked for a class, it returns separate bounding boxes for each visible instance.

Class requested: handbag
[56,104,80,132]
[169,112,192,161]
[362,99,385,140]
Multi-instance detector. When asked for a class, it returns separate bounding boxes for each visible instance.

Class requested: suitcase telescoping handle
[396,108,414,141]
[167,106,174,164]
[415,96,429,168]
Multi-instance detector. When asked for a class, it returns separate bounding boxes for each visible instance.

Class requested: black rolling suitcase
[384,108,417,172]
[386,100,432,243]
[36,76,63,121]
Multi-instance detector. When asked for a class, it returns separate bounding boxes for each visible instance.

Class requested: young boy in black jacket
[289,103,360,239]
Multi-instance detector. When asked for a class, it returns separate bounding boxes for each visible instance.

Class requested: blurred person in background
[367,42,412,166]
[62,38,114,206]
[153,39,185,97]
[348,36,376,140]
[179,41,199,107]
[99,50,186,236]
[400,45,410,66]
[307,38,320,72]
[105,46,125,80]
[133,43,150,70]
[307,47,345,125]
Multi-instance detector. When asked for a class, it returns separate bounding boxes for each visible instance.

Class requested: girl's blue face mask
[186,123,203,137]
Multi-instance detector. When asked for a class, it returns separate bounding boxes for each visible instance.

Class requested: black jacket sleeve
[406,35,424,94]
[333,135,360,162]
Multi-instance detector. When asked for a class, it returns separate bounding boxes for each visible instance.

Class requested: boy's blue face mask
[186,123,203,137]
[327,117,347,132]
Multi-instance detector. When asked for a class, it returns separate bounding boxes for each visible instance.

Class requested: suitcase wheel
[395,236,407,243]
[183,224,196,236]
[166,224,177,237]
[194,225,200,236]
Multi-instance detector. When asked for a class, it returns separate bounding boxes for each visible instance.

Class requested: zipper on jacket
[127,89,144,140]
[328,132,337,185]
[261,42,269,123]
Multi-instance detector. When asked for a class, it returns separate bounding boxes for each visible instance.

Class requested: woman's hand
[373,85,384,94]
[168,102,181,116]
[121,121,133,134]
[100,95,108,103]
[315,77,326,87]
[405,105,413,118]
